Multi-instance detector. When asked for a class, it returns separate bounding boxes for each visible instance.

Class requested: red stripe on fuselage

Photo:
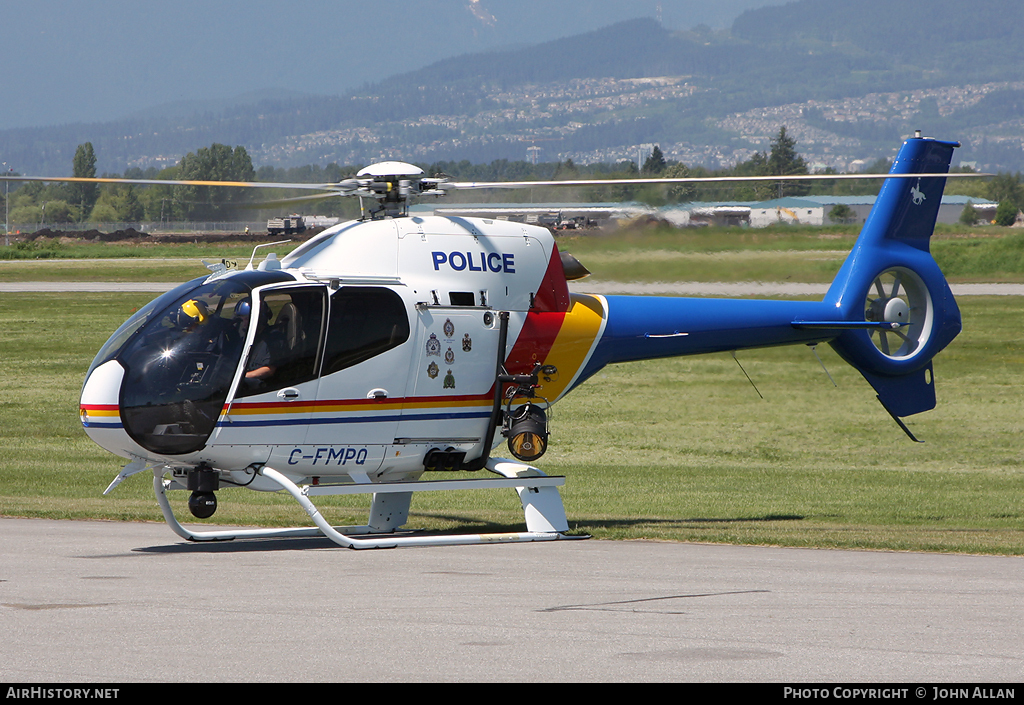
[531,242,571,313]
[224,392,495,413]
[503,243,572,374]
[505,311,567,375]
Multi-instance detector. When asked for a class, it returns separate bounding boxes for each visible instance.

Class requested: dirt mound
[20,227,323,244]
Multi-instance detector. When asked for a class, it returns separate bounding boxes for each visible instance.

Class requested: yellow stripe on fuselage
[526,294,606,403]
[80,408,120,417]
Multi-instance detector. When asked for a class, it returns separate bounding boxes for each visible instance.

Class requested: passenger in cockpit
[235,297,279,385]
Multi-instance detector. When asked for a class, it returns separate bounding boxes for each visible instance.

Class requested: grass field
[1,228,1022,554]
[5,223,1024,283]
[556,224,1024,284]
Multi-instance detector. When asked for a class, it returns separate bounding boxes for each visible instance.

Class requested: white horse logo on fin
[910,179,926,205]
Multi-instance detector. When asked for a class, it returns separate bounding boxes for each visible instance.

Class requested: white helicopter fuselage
[80,215,604,490]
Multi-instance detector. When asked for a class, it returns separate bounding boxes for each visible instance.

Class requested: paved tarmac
[1,517,1020,683]
[2,278,1022,683]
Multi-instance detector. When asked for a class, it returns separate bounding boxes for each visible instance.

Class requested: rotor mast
[354,161,447,219]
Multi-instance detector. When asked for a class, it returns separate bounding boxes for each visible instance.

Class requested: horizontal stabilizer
[793,321,907,331]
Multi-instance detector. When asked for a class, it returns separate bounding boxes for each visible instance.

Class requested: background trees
[829,204,856,223]
[959,202,979,226]
[3,142,260,225]
[174,144,256,220]
[984,172,1024,226]
[641,146,667,175]
[994,200,1018,226]
[69,143,99,220]
[23,126,1023,227]
[767,126,810,197]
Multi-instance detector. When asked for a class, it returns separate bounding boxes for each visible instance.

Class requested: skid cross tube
[153,459,579,549]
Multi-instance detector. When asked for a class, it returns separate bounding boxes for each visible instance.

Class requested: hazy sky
[4,0,783,129]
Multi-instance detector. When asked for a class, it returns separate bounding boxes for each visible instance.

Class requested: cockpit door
[294,285,414,475]
[214,284,327,459]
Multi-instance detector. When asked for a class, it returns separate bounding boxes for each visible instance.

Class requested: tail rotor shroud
[863,267,935,361]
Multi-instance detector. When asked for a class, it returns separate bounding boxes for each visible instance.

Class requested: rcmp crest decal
[425,333,441,357]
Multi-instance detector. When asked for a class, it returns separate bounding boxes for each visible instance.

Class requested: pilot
[178,298,210,331]
[182,297,240,353]
[235,298,279,384]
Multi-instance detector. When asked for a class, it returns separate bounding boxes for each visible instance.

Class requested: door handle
[367,388,388,399]
[277,388,300,400]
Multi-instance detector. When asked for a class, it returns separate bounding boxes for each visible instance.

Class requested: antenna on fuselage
[731,351,763,400]
[810,344,838,388]
[245,240,291,270]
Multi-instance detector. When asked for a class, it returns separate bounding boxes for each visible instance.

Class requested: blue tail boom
[576,136,962,418]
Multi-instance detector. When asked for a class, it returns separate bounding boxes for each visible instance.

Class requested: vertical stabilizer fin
[823,137,962,419]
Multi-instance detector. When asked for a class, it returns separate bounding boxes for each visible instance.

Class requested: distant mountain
[2,0,775,129]
[734,0,1023,73]
[5,0,1024,176]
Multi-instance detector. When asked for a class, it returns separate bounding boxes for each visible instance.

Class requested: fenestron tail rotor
[863,267,934,360]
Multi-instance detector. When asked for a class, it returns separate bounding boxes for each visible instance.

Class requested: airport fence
[5,221,267,237]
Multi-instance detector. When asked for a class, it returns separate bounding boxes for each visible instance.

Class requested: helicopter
[6,134,978,549]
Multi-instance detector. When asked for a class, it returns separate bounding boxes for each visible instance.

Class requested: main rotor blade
[441,172,992,190]
[0,174,344,191]
[0,171,990,198]
[245,193,349,210]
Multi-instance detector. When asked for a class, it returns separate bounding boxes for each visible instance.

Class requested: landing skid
[153,459,586,549]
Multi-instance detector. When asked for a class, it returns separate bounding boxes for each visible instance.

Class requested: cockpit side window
[321,287,410,376]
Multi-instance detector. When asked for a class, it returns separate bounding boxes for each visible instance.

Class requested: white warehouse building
[748,195,996,228]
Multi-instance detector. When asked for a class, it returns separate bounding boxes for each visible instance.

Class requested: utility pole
[2,162,11,246]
